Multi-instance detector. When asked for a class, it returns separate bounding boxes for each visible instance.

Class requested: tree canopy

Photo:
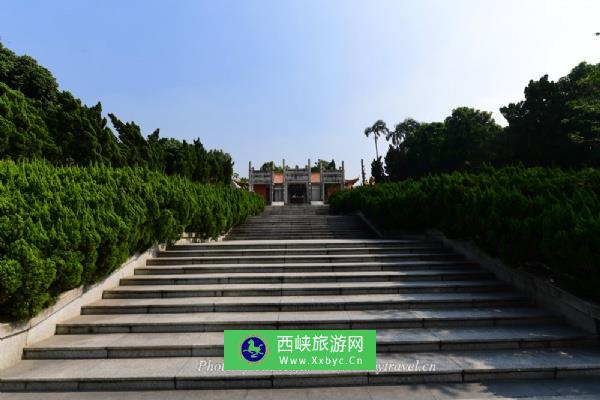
[372,62,600,181]
[500,62,600,167]
[0,42,233,185]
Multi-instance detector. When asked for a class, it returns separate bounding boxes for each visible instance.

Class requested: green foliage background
[330,166,600,300]
[0,160,264,320]
[0,42,233,185]
[379,63,600,181]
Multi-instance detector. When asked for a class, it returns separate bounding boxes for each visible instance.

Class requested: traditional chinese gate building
[248,159,357,204]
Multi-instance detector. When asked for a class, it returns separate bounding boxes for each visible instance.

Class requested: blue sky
[1,0,599,179]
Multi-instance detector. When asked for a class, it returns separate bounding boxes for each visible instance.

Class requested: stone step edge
[171,239,425,247]
[3,354,600,391]
[103,280,507,292]
[157,247,449,256]
[125,268,485,278]
[119,272,493,285]
[81,298,528,314]
[138,260,479,269]
[55,317,560,334]
[149,253,460,260]
[168,244,439,250]
[102,287,510,298]
[23,335,597,359]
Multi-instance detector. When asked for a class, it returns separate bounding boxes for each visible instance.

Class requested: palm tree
[364,120,388,159]
[387,118,420,148]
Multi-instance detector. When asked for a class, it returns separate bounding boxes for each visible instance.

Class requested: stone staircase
[225,205,375,240]
[1,205,600,392]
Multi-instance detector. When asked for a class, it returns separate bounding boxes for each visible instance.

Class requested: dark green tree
[384,122,445,180]
[0,43,58,103]
[383,109,501,179]
[108,114,153,168]
[500,62,600,167]
[260,161,275,172]
[371,157,385,182]
[441,107,503,171]
[0,83,57,160]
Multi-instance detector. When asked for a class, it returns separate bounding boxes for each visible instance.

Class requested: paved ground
[2,378,600,399]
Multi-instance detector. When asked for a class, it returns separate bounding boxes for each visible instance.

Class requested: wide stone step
[226,232,371,238]
[239,214,360,217]
[102,280,509,298]
[55,307,557,334]
[239,216,363,219]
[238,223,364,227]
[23,325,595,360]
[246,214,354,218]
[229,224,367,229]
[235,220,367,225]
[135,260,478,275]
[157,246,449,258]
[234,224,367,229]
[227,228,372,232]
[82,292,528,314]
[260,206,330,212]
[242,222,357,225]
[168,239,437,251]
[146,253,463,265]
[5,347,600,391]
[234,219,364,222]
[226,228,367,231]
[120,269,492,285]
[225,235,376,240]
[228,227,369,232]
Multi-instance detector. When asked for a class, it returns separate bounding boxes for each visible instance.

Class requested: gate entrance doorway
[287,184,306,204]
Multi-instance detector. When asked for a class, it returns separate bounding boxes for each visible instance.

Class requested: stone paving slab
[124,269,485,281]
[147,253,461,265]
[224,236,379,241]
[27,325,592,357]
[4,379,600,399]
[172,239,425,247]
[103,280,505,293]
[120,269,491,285]
[219,292,520,304]
[137,260,479,273]
[54,308,559,334]
[159,246,444,256]
[57,307,555,329]
[27,332,222,349]
[80,292,528,314]
[4,349,600,391]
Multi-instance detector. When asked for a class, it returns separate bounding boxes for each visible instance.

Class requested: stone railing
[321,170,343,183]
[285,170,309,182]
[250,171,272,184]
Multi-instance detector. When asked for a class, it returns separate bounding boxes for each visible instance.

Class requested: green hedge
[330,166,600,300]
[0,160,264,320]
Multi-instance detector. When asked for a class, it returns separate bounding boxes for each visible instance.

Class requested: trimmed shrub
[330,166,600,301]
[0,160,263,320]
